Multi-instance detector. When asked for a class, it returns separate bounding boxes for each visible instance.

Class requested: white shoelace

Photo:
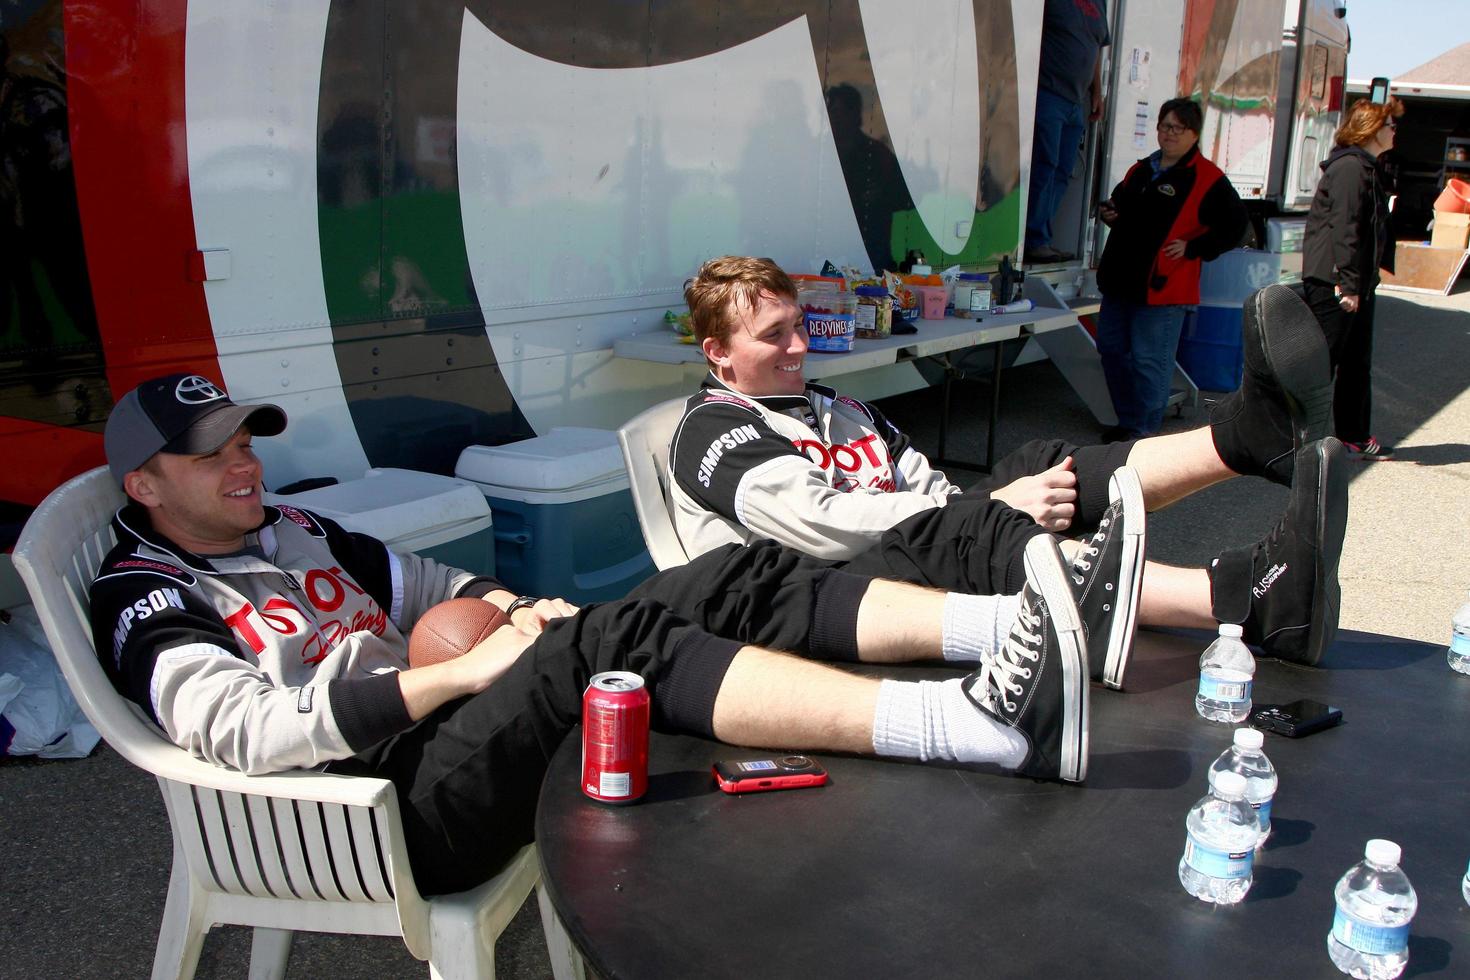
[1072,512,1113,585]
[975,600,1042,713]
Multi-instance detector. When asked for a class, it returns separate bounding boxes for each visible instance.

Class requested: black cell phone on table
[1249,699,1343,738]
[713,755,829,794]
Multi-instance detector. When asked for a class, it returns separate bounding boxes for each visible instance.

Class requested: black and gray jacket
[668,375,960,560]
[89,503,501,774]
[1303,145,1393,297]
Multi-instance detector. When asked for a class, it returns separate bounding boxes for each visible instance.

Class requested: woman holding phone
[1301,96,1404,461]
[1094,98,1247,442]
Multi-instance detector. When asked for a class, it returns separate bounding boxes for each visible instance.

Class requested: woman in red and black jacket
[1094,97,1246,441]
[1302,96,1403,461]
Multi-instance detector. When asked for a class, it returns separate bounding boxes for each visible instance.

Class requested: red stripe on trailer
[0,419,104,508]
[64,0,223,397]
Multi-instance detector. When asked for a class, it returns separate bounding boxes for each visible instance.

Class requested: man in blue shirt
[1027,0,1110,264]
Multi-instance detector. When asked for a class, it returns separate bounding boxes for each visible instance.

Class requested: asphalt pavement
[2,283,1465,979]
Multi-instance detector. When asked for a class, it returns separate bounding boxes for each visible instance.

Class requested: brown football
[408,598,513,668]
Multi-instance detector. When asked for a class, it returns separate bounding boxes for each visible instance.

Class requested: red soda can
[581,671,650,803]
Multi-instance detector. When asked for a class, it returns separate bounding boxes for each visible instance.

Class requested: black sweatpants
[347,541,873,896]
[840,437,1134,595]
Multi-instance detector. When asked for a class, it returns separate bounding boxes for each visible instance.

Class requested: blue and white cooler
[454,428,656,604]
[1179,248,1294,392]
[265,468,496,575]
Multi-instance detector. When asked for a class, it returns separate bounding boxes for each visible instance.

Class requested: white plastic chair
[12,467,552,980]
[616,397,692,570]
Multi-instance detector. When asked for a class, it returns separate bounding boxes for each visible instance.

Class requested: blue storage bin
[1178,305,1244,393]
[455,428,656,604]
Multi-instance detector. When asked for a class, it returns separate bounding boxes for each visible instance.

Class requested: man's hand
[1097,199,1119,226]
[989,457,1078,532]
[397,626,538,721]
[1162,239,1188,259]
[1337,292,1360,313]
[510,596,580,635]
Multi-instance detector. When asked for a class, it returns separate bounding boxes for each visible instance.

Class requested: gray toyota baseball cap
[104,374,287,485]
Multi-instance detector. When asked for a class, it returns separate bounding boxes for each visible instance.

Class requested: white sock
[871,678,1028,767]
[941,592,1022,662]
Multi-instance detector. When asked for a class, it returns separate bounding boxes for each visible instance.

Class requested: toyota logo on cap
[174,375,227,404]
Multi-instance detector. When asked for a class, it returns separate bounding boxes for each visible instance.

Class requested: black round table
[535,629,1470,978]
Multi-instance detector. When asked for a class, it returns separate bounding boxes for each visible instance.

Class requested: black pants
[345,541,878,895]
[975,437,1134,534]
[1303,277,1374,443]
[839,436,1134,594]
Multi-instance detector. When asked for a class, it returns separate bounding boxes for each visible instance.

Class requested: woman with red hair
[1302,96,1405,460]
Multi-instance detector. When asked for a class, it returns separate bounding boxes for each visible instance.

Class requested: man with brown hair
[669,256,1348,681]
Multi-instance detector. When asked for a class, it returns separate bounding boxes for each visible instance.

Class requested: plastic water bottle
[1195,624,1255,723]
[1462,858,1470,908]
[1327,840,1417,979]
[1448,591,1470,674]
[1177,770,1259,904]
[1207,727,1277,847]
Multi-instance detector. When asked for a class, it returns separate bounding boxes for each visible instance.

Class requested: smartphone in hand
[713,755,829,794]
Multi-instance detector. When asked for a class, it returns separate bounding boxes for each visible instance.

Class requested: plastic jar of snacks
[854,286,892,338]
[953,273,993,318]
[798,282,857,352]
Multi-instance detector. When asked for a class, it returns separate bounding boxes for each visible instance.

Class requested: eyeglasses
[1157,123,1190,135]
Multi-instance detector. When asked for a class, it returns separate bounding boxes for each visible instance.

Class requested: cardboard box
[1429,210,1470,251]
[1379,242,1470,295]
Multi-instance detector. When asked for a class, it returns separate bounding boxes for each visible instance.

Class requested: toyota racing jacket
[89,502,501,774]
[669,374,961,560]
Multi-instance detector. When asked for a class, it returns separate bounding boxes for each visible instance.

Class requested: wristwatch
[505,596,538,617]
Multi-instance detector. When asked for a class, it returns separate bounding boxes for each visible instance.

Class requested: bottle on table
[1327,839,1417,979]
[1207,727,1276,848]
[1177,770,1258,905]
[1448,590,1470,674]
[1195,623,1254,723]
[1463,858,1470,908]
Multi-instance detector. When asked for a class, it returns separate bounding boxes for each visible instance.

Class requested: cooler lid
[454,427,626,493]
[265,468,491,549]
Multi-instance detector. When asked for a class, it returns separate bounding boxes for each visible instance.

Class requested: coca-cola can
[581,671,649,803]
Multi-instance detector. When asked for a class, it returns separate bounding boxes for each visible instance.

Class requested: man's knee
[999,439,1076,478]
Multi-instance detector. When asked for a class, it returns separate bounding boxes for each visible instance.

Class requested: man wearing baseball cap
[90,373,1110,895]
[104,373,287,484]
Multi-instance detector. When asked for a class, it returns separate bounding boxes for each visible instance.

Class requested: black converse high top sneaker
[1070,467,1146,689]
[1210,438,1348,665]
[964,535,1089,782]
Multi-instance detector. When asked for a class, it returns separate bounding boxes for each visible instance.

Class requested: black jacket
[1302,145,1393,296]
[1096,146,1246,304]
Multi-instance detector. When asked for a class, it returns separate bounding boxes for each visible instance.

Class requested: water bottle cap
[1217,624,1244,638]
[1232,727,1264,749]
[1213,771,1247,797]
[1365,839,1401,865]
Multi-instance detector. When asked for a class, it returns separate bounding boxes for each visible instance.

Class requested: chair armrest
[123,738,396,808]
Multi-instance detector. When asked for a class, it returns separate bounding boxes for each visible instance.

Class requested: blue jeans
[1096,298,1190,435]
[1026,88,1086,250]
